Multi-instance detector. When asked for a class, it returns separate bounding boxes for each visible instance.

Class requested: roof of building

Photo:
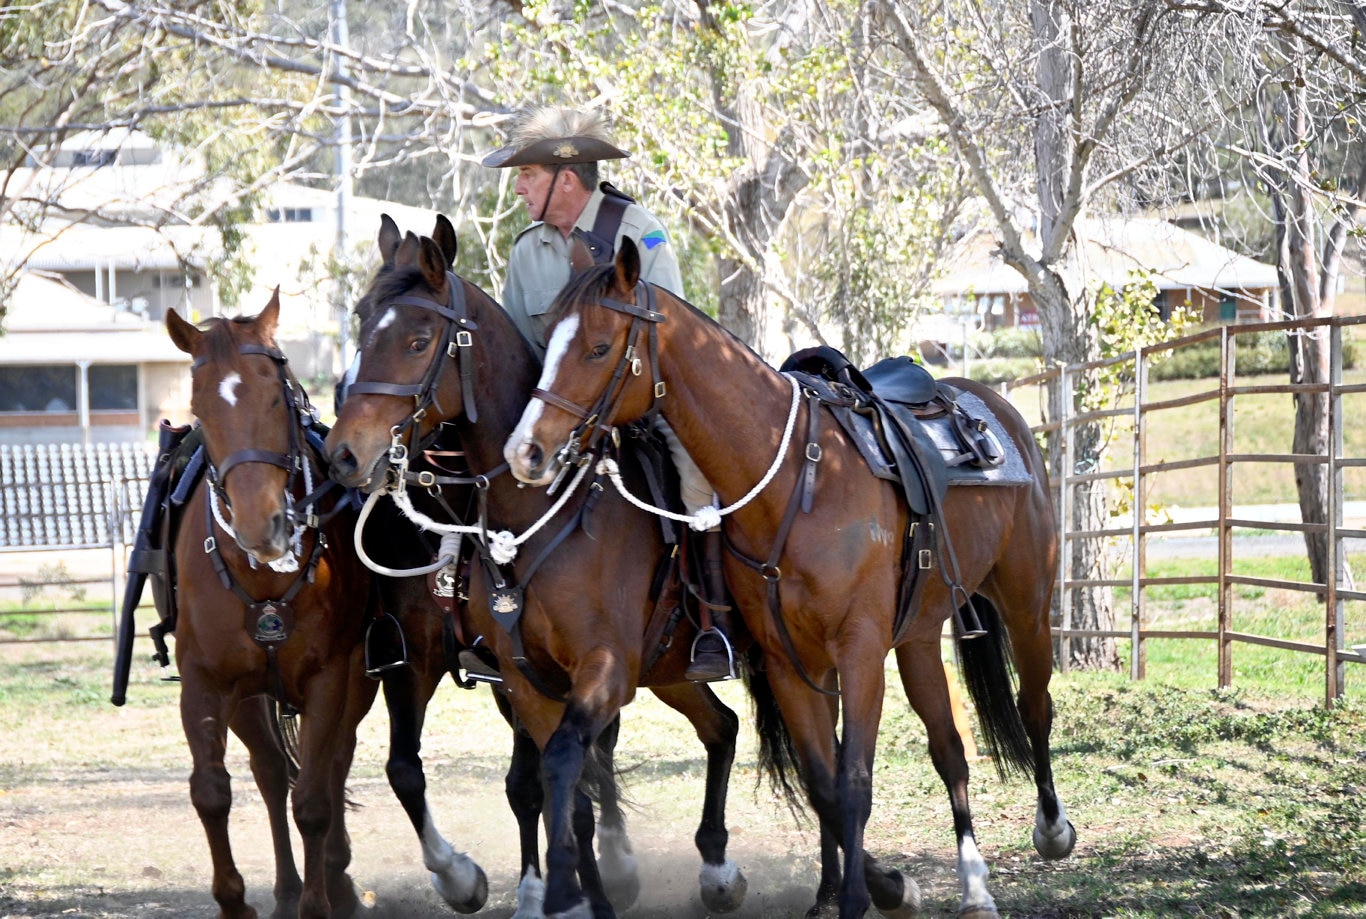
[0,272,189,364]
[932,216,1280,298]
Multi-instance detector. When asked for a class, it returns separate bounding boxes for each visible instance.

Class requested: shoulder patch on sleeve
[641,230,667,250]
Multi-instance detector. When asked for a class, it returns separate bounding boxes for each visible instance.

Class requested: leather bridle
[346,271,479,456]
[529,280,667,469]
[193,343,319,526]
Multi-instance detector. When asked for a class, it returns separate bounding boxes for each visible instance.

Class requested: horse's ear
[166,307,200,355]
[378,214,402,266]
[394,231,420,268]
[417,237,449,295]
[612,236,642,294]
[432,214,458,269]
[258,287,281,340]
[570,236,594,273]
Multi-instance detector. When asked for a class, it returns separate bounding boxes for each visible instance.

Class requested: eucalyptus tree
[875,0,1228,668]
[1164,0,1366,593]
[473,0,963,361]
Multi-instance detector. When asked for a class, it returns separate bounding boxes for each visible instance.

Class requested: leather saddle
[779,346,1005,518]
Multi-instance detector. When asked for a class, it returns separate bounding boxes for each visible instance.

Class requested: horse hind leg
[976,589,1077,860]
[588,714,641,911]
[646,683,746,914]
[229,697,302,917]
[894,640,999,918]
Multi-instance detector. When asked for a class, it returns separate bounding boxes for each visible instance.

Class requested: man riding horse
[482,106,736,682]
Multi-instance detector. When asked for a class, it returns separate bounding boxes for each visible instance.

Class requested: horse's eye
[589,343,610,360]
[409,338,430,353]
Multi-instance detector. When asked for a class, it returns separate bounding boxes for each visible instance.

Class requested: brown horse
[323,216,747,919]
[165,295,487,918]
[503,240,1075,919]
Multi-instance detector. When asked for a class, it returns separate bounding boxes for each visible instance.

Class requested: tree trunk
[1030,259,1120,670]
[1272,51,1335,590]
[1030,0,1118,670]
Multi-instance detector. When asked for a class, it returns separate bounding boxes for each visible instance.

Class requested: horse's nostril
[526,443,544,472]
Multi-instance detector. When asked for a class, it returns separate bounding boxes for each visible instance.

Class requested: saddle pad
[924,391,1032,486]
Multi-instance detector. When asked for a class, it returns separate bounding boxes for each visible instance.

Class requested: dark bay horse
[323,216,747,919]
[503,240,1075,919]
[165,294,486,918]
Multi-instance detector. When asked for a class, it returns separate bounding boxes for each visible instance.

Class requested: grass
[2,642,1365,917]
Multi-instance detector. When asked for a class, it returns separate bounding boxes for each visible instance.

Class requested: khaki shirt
[502,186,684,358]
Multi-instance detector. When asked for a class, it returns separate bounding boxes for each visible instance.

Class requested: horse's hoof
[545,899,594,919]
[699,859,748,913]
[958,907,1000,919]
[876,875,922,917]
[433,860,488,914]
[511,869,546,919]
[598,836,640,909]
[1033,819,1077,860]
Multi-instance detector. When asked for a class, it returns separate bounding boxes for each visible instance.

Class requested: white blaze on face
[218,371,242,408]
[507,314,579,459]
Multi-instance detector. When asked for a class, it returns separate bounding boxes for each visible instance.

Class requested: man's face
[514,165,555,223]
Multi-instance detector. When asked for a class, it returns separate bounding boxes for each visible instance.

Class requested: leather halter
[529,280,666,466]
[192,343,309,522]
[346,271,479,450]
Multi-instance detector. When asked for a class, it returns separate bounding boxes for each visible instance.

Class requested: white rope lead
[595,373,803,531]
[351,459,595,573]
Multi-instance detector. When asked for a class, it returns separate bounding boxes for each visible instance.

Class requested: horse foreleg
[503,699,547,919]
[647,683,746,913]
[540,700,597,919]
[894,641,998,919]
[181,668,257,919]
[229,697,302,917]
[380,662,488,912]
[291,665,366,919]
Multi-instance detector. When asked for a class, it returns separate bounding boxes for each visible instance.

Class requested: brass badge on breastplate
[254,603,287,642]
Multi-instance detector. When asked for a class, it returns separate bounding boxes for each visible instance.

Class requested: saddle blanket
[924,391,1031,486]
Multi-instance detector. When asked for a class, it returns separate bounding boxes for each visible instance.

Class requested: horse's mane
[550,263,616,324]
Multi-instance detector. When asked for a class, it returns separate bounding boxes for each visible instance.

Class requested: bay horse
[322,215,747,919]
[503,239,1076,919]
[165,294,487,918]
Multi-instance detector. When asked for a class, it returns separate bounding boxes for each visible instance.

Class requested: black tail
[741,647,808,822]
[955,595,1033,781]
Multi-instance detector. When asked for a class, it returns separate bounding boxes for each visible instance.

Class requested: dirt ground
[0,641,974,919]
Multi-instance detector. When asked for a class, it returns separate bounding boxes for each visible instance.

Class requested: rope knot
[489,530,519,565]
[690,505,722,532]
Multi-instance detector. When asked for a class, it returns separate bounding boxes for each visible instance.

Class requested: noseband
[346,271,479,453]
[529,281,667,466]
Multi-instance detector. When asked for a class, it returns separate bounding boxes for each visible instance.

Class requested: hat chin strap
[536,165,565,226]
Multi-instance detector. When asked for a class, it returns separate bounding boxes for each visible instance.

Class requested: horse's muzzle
[506,438,557,487]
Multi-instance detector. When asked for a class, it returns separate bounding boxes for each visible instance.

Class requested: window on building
[266,207,315,223]
[1151,289,1171,321]
[90,365,137,410]
[71,149,118,167]
[0,364,137,413]
[0,365,77,412]
[1219,294,1237,322]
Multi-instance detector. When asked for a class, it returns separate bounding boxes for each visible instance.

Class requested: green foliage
[1147,329,1358,381]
